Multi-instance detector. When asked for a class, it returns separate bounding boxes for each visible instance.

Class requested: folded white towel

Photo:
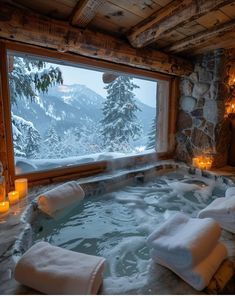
[37,181,85,216]
[151,242,227,291]
[147,212,221,268]
[225,187,235,198]
[14,242,105,295]
[198,197,235,233]
[218,221,235,233]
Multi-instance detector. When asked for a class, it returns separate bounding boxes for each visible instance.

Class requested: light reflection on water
[32,169,227,293]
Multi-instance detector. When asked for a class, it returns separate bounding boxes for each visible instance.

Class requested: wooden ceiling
[6,0,235,57]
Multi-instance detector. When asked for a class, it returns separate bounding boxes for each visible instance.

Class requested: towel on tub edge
[225,187,235,198]
[14,241,106,295]
[147,212,221,269]
[37,181,85,216]
[151,242,227,291]
[198,196,235,233]
[198,196,235,221]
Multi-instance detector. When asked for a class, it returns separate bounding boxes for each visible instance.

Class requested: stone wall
[176,49,233,168]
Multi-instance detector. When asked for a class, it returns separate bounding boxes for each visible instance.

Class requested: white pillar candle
[8,191,19,205]
[15,178,28,199]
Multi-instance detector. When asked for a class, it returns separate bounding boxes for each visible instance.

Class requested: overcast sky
[51,64,157,108]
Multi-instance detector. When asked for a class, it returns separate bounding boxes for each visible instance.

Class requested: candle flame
[232,104,235,113]
[192,155,212,170]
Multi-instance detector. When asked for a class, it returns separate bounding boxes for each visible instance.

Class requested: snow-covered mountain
[11,84,155,139]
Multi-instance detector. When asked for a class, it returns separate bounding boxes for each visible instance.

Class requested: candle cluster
[192,156,213,170]
[0,178,28,214]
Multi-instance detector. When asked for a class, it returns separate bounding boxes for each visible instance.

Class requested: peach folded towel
[14,242,105,295]
[147,212,221,268]
[37,181,85,216]
[151,242,227,291]
[198,196,235,233]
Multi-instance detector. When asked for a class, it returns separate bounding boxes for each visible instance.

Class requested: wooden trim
[0,2,193,76]
[5,40,172,82]
[71,0,105,27]
[156,80,170,153]
[1,40,176,186]
[0,42,15,190]
[168,76,179,154]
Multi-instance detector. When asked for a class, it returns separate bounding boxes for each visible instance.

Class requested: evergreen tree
[146,117,157,150]
[8,55,63,158]
[100,76,142,152]
[12,114,41,157]
[8,56,63,105]
[25,127,41,158]
[12,123,25,157]
[41,127,60,158]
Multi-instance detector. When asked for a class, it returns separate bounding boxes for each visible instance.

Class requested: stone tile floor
[0,165,235,295]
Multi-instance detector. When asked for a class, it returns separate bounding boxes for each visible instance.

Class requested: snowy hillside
[11,84,155,139]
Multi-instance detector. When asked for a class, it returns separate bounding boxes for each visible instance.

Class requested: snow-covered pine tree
[100,76,142,152]
[8,56,63,105]
[41,127,60,158]
[146,116,157,150]
[11,121,25,157]
[8,55,63,158]
[11,114,42,157]
[25,127,41,158]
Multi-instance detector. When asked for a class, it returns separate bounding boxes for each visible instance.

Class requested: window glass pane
[7,52,166,175]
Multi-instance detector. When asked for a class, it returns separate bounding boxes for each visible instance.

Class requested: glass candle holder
[0,201,9,214]
[8,191,19,205]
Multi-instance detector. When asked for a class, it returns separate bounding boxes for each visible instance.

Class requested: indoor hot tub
[13,162,235,295]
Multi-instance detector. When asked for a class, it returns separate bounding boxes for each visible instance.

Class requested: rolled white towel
[14,242,106,295]
[225,187,235,198]
[151,242,227,291]
[147,212,221,269]
[37,181,85,216]
[198,196,235,233]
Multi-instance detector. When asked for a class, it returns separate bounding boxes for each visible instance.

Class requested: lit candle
[0,201,9,213]
[205,158,212,170]
[199,161,205,170]
[192,157,199,167]
[15,178,28,199]
[232,104,235,113]
[8,191,19,205]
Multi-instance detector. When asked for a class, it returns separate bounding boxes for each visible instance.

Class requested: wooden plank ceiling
[3,0,235,57]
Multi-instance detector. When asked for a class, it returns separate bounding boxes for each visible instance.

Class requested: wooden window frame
[0,40,178,189]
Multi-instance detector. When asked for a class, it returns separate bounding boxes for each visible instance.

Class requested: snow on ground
[15,149,155,173]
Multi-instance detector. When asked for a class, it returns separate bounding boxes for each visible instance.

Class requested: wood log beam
[0,3,193,76]
[128,0,235,48]
[165,19,235,54]
[71,0,105,28]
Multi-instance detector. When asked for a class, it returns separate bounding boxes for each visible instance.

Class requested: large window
[7,50,170,175]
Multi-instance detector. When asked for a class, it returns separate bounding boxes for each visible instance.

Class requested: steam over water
[33,169,227,294]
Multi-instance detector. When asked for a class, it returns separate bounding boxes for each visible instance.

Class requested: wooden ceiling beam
[71,0,105,28]
[127,0,235,48]
[0,3,193,77]
[165,19,235,54]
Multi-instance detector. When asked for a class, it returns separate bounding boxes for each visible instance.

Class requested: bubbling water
[33,169,227,294]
